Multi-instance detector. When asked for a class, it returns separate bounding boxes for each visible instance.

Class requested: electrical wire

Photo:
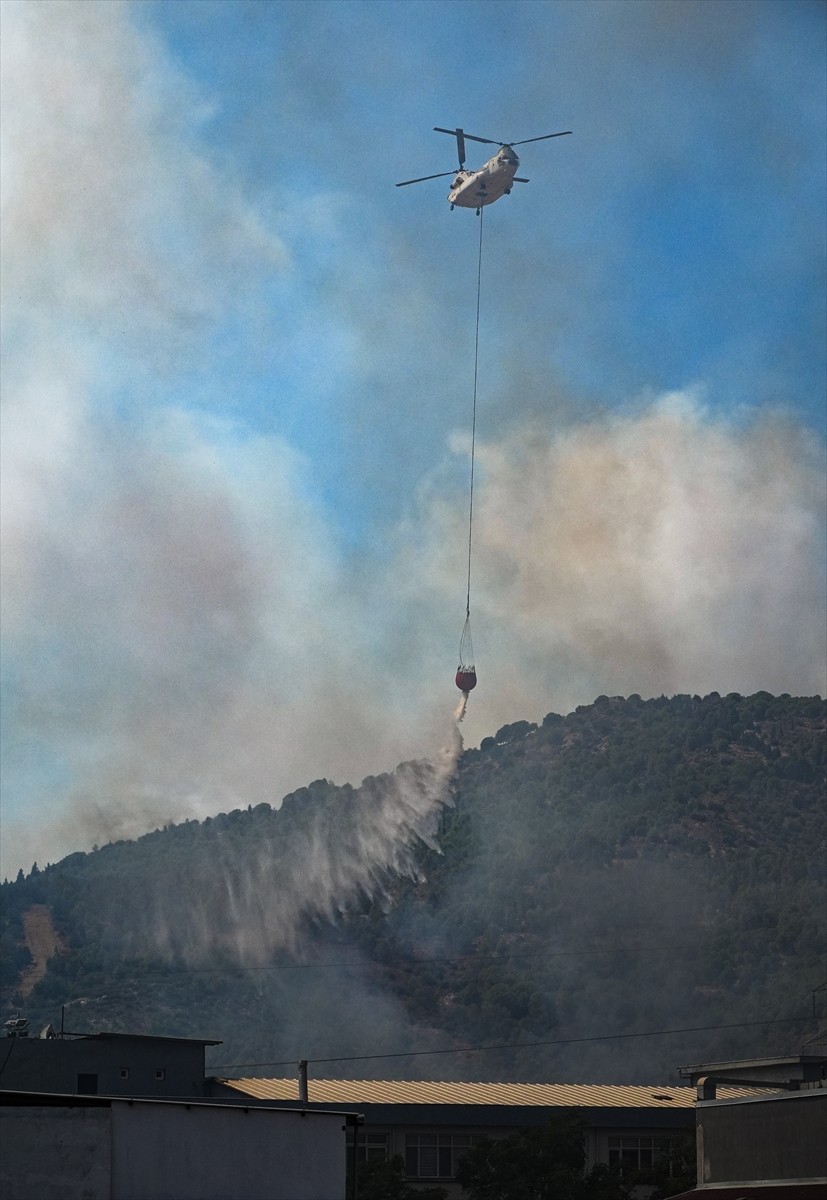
[47,940,689,987]
[0,1036,17,1079]
[58,923,824,981]
[109,940,676,979]
[210,1014,814,1074]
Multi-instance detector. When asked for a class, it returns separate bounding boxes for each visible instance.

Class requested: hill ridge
[2,691,824,1085]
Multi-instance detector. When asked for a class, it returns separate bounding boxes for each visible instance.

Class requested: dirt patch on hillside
[19,905,66,998]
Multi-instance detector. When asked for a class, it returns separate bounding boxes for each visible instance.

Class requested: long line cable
[465,207,484,623]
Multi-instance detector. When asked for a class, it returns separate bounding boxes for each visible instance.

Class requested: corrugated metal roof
[216,1077,760,1107]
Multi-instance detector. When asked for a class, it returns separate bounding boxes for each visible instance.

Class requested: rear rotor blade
[396,171,457,187]
[433,127,470,168]
[456,128,466,168]
[510,131,572,146]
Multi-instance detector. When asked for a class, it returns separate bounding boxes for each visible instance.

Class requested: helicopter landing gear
[504,188,511,195]
[450,203,455,211]
[476,207,481,216]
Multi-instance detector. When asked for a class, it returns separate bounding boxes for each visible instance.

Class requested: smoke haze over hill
[2,693,824,1083]
[1,1,825,877]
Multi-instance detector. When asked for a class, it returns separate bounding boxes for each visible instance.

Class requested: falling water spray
[139,713,465,965]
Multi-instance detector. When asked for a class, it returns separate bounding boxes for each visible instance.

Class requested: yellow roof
[216,1077,758,1107]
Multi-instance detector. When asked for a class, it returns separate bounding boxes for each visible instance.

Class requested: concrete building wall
[697,1090,827,1183]
[0,1099,348,1200]
[110,1101,346,1200]
[0,1105,111,1200]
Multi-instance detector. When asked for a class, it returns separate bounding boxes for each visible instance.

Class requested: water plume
[137,713,463,964]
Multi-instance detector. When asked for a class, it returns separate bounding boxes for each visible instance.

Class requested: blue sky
[1,0,825,876]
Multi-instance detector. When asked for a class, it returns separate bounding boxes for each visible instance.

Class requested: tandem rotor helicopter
[397,126,572,213]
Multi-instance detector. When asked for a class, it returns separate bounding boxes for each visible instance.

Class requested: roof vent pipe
[298,1059,308,1103]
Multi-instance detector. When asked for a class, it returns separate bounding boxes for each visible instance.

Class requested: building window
[119,1067,129,1080]
[77,1073,98,1095]
[405,1133,476,1179]
[608,1136,678,1172]
[346,1132,390,1162]
[154,1068,166,1081]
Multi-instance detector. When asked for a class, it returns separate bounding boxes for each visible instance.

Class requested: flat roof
[670,1185,826,1200]
[698,1087,826,1109]
[216,1078,762,1108]
[0,1089,356,1119]
[76,1032,222,1046]
[679,1055,826,1075]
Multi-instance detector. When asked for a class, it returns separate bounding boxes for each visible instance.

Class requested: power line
[210,1014,814,1074]
[107,940,689,979]
[71,920,815,981]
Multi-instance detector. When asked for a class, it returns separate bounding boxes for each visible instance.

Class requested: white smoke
[0,0,451,877]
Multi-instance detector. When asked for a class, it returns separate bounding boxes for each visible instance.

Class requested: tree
[454,1111,629,1200]
[352,1155,447,1200]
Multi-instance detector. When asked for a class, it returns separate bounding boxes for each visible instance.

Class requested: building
[0,1089,353,1200]
[0,1030,220,1099]
[680,1054,827,1091]
[207,1075,759,1197]
[671,1055,827,1200]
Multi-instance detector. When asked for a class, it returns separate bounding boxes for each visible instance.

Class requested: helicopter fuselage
[448,146,520,209]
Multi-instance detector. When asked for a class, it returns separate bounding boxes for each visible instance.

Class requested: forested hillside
[2,692,825,1084]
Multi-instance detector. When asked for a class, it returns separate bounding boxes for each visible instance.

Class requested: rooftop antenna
[4,1013,29,1038]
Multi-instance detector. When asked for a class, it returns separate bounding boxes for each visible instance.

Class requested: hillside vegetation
[2,691,824,1084]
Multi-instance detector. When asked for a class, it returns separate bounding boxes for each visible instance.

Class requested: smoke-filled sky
[2,0,825,879]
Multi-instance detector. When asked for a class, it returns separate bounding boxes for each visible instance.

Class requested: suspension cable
[466,208,484,621]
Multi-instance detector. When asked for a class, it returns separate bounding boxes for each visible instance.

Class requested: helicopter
[397,126,571,213]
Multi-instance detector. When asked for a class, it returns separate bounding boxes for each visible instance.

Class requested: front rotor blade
[510,131,572,146]
[455,131,500,145]
[396,171,457,187]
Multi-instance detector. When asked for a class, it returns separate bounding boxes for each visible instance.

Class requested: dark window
[608,1136,678,1173]
[77,1073,98,1094]
[119,1068,129,1080]
[346,1132,389,1162]
[154,1068,166,1081]
[405,1133,474,1179]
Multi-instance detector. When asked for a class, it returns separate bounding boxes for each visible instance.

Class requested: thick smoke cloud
[1,1,825,884]
[0,0,447,876]
[414,395,827,743]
